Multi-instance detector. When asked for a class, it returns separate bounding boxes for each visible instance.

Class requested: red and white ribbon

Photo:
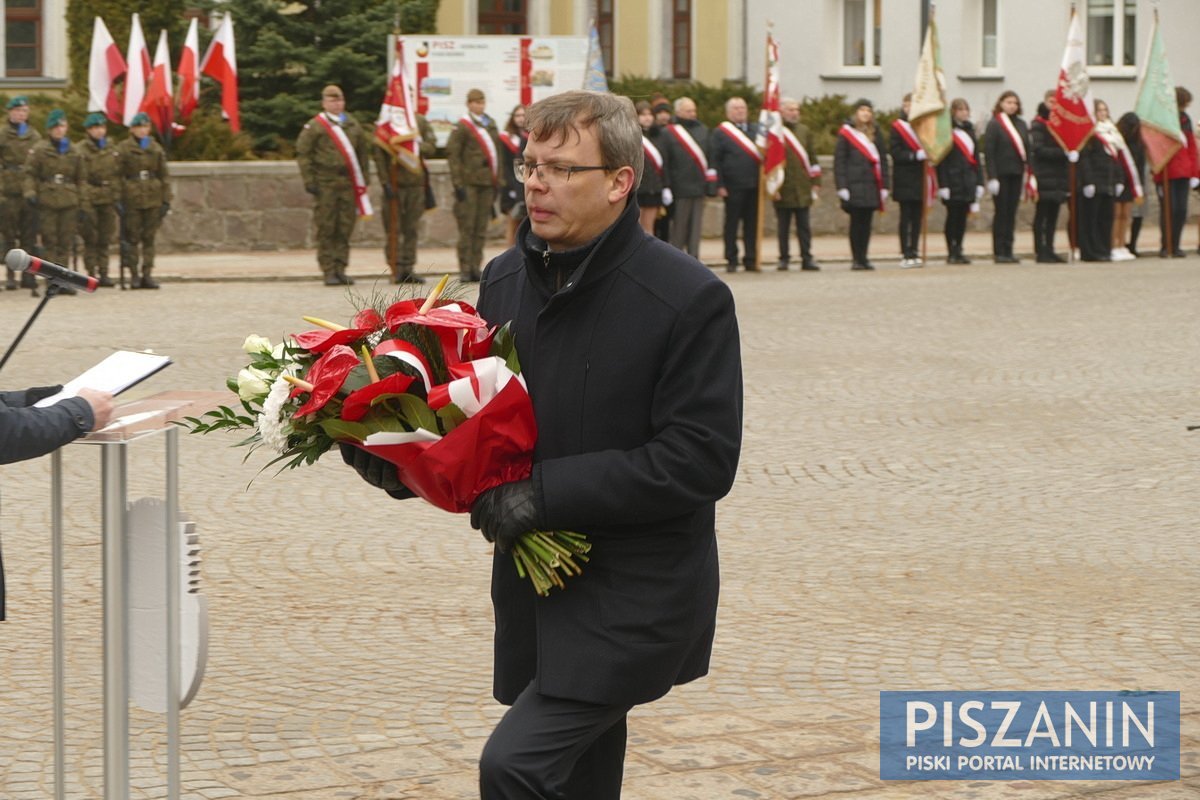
[375,339,433,392]
[716,121,763,163]
[499,131,523,156]
[461,114,499,183]
[667,123,713,182]
[314,113,373,217]
[995,112,1028,164]
[782,126,820,178]
[952,128,977,166]
[838,124,884,209]
[642,136,664,177]
[891,119,927,160]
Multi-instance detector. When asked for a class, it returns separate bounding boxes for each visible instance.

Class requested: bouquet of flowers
[184,277,589,595]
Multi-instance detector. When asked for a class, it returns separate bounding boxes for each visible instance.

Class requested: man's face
[322,94,344,116]
[87,124,107,141]
[131,123,151,139]
[468,98,486,117]
[523,122,631,251]
[781,104,800,124]
[726,99,747,124]
[8,106,28,125]
[49,123,67,141]
[675,100,696,121]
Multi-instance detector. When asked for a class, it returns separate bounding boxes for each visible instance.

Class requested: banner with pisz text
[880,691,1179,780]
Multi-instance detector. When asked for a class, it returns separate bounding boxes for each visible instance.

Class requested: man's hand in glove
[470,479,543,554]
[339,443,412,497]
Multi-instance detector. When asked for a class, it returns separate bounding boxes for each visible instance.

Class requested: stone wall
[159,157,1173,253]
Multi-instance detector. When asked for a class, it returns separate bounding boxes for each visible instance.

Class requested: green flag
[1134,14,1184,174]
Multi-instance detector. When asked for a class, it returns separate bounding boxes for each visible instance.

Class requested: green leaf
[392,394,440,433]
[318,418,370,442]
[436,403,467,433]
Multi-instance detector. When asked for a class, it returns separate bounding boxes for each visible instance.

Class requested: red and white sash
[952,128,978,166]
[642,136,664,177]
[891,119,927,160]
[717,121,763,163]
[313,114,373,217]
[838,124,884,209]
[782,127,821,178]
[499,131,523,156]
[460,115,499,183]
[1115,144,1145,200]
[995,113,1028,163]
[667,123,718,185]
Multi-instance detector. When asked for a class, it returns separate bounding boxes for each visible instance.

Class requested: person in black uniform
[890,93,928,267]
[937,98,984,264]
[1077,100,1120,262]
[983,90,1031,263]
[1029,91,1071,263]
[709,96,761,272]
[834,99,889,270]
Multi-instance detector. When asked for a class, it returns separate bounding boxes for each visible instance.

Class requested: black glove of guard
[305,183,319,196]
[339,443,407,494]
[23,385,63,406]
[382,183,395,200]
[159,202,170,220]
[115,201,125,216]
[25,196,37,208]
[470,479,542,554]
[454,187,467,203]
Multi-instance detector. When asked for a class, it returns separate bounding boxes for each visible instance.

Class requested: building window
[479,0,527,35]
[5,0,42,77]
[981,0,999,68]
[842,0,881,68]
[597,0,614,77]
[672,0,691,79]
[1087,0,1136,67]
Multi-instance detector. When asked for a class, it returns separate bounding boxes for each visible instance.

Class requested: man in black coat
[1,385,113,620]
[710,96,762,272]
[343,90,743,799]
[660,97,715,259]
[1030,94,1072,263]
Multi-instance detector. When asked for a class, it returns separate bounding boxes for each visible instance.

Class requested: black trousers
[991,175,1022,256]
[776,206,813,265]
[1033,199,1062,257]
[723,187,759,268]
[846,206,875,265]
[898,199,922,258]
[1157,178,1190,253]
[479,683,633,800]
[943,201,969,255]
[1078,193,1114,260]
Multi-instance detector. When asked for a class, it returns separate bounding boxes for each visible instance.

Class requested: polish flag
[141,30,174,138]
[88,17,126,124]
[1047,9,1096,153]
[755,35,786,196]
[177,17,200,123]
[201,12,240,133]
[122,13,151,127]
[375,37,423,174]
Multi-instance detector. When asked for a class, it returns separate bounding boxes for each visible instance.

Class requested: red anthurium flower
[292,309,385,353]
[291,345,360,416]
[386,299,488,332]
[341,373,416,422]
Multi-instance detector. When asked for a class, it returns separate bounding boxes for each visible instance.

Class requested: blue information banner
[880,691,1180,780]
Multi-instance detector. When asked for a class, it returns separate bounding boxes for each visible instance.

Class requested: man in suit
[709,96,762,272]
[341,90,743,799]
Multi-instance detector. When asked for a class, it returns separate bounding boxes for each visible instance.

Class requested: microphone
[5,249,98,293]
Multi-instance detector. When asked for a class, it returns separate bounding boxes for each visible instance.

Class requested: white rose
[242,334,273,355]
[236,366,273,401]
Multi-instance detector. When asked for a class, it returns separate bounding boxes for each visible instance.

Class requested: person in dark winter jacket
[1077,99,1121,262]
[890,93,928,267]
[1029,92,1071,262]
[709,97,761,272]
[660,96,714,259]
[983,90,1031,262]
[937,98,984,264]
[834,99,889,270]
[1115,112,1147,257]
[635,100,672,234]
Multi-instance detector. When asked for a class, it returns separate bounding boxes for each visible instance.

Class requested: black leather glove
[305,183,319,196]
[25,196,37,208]
[339,443,407,494]
[115,201,125,216]
[382,183,395,200]
[159,202,170,220]
[23,385,63,406]
[470,479,542,554]
[454,187,467,203]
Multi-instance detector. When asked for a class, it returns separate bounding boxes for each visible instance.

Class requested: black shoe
[1052,253,1068,263]
[725,263,737,273]
[1036,254,1057,263]
[851,263,875,271]
[1172,250,1186,258]
[744,264,759,272]
[98,275,115,288]
[140,275,160,289]
[324,274,341,286]
[777,262,789,271]
[337,273,354,285]
[4,279,15,291]
[995,255,1019,263]
[801,262,821,271]
[1127,246,1139,257]
[56,285,78,295]
[394,273,426,284]
[1158,250,1170,259]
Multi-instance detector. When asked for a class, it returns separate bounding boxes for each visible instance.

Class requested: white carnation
[257,375,295,453]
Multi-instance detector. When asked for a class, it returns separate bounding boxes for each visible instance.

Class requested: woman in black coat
[499,104,529,247]
[1077,100,1121,262]
[1029,94,1071,262]
[937,98,984,264]
[1116,112,1147,256]
[983,90,1031,263]
[635,100,671,234]
[890,93,928,267]
[834,98,889,270]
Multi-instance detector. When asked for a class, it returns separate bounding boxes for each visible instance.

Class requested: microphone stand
[0,281,63,374]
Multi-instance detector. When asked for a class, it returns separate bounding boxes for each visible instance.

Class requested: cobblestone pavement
[1,251,1197,799]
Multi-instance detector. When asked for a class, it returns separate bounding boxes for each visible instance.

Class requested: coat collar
[516,199,644,302]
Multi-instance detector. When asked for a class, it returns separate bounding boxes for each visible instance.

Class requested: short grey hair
[674,96,694,114]
[526,90,643,190]
[724,96,747,114]
[780,97,800,109]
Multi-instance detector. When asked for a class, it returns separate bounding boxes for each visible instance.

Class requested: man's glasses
[514,161,613,186]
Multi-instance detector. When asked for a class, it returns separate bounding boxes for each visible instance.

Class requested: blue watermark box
[880,691,1180,780]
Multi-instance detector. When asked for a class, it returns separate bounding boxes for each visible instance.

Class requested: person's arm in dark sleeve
[0,396,94,465]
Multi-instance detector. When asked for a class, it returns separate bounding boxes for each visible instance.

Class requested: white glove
[1191,177,1200,190]
[661,187,674,206]
[1083,184,1096,198]
[969,202,981,214]
[1067,150,1080,163]
[987,179,1000,196]
[837,188,850,202]
[938,187,951,200]
[916,150,927,161]
[1115,183,1125,197]
[811,189,820,203]
[976,185,985,200]
[880,189,889,202]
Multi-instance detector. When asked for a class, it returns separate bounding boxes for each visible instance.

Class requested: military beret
[130,112,152,127]
[322,85,344,99]
[6,95,28,110]
[46,109,66,129]
[466,88,486,103]
[84,112,107,129]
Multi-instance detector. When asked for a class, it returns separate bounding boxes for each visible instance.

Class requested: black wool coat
[1078,135,1119,196]
[1030,110,1070,203]
[888,118,926,203]
[834,123,890,209]
[936,121,984,203]
[660,118,712,199]
[477,200,743,706]
[983,113,1031,179]
[709,121,762,192]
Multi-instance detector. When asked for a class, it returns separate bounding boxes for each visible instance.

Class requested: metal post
[51,448,65,800]
[101,442,129,800]
[165,427,181,799]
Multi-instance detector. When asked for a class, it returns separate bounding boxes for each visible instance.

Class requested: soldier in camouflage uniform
[371,113,435,284]
[77,112,121,287]
[116,112,171,289]
[296,85,372,286]
[2,96,41,290]
[23,109,87,294]
[446,88,500,282]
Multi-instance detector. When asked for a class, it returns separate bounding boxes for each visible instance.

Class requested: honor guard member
[78,112,121,286]
[371,112,436,284]
[23,109,86,293]
[296,84,373,286]
[2,96,41,290]
[117,112,171,289]
[446,88,501,282]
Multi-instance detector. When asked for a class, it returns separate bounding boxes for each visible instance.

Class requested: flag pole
[1162,170,1173,256]
[921,164,931,264]
[1068,162,1077,261]
[755,27,770,271]
[387,22,403,283]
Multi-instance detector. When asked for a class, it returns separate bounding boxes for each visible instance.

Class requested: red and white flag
[1047,8,1096,153]
[201,11,241,133]
[88,17,126,124]
[375,37,423,174]
[755,34,786,196]
[177,17,200,123]
[122,13,151,126]
[142,30,174,138]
